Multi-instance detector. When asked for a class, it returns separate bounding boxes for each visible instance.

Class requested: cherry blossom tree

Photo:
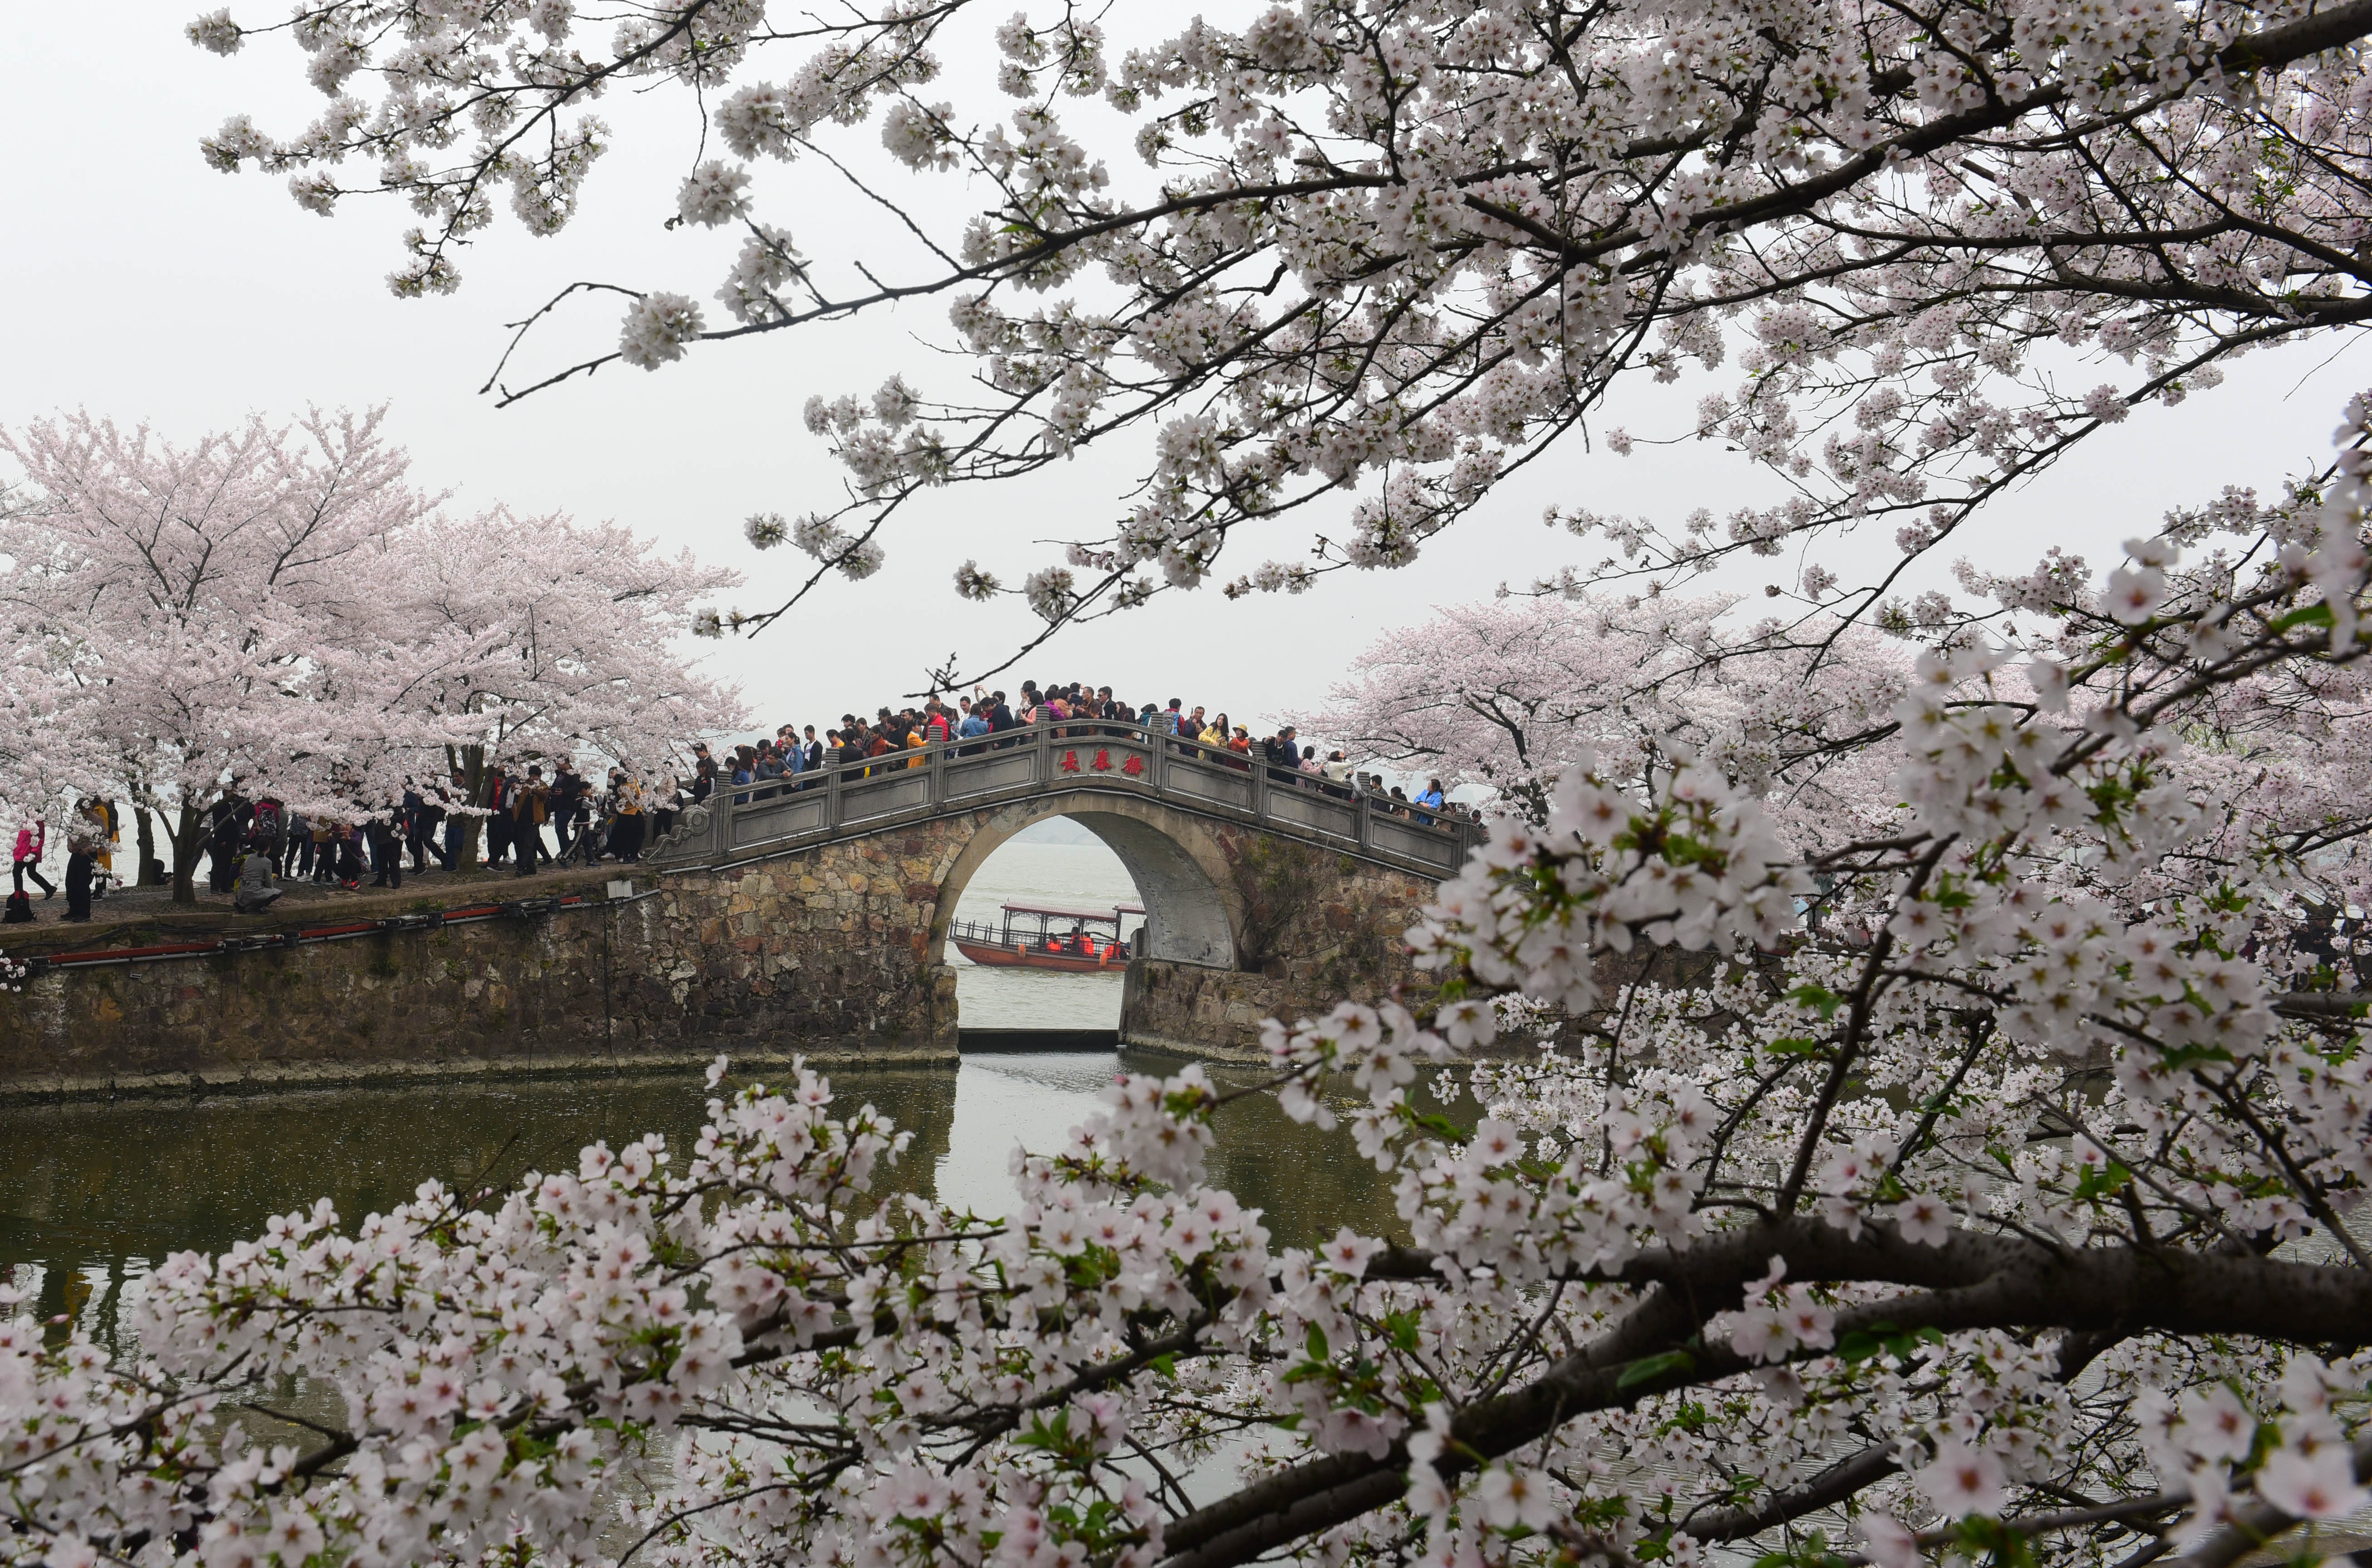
[0,411,742,899]
[1298,594,1909,842]
[0,410,458,900]
[185,0,2372,657]
[19,0,2357,1558]
[0,652,97,846]
[391,506,747,861]
[5,404,2371,1568]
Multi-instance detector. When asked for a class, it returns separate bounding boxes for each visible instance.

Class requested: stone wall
[0,801,1443,1097]
[0,897,668,1100]
[634,821,967,1053]
[0,824,975,1099]
[1121,835,1439,1058]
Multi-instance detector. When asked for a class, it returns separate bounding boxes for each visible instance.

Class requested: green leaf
[1836,1330,1886,1365]
[1787,984,1844,1019]
[2073,1159,2134,1202]
[1305,1323,1330,1363]
[1615,1350,1696,1390]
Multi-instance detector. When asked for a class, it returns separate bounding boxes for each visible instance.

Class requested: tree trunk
[136,806,162,888]
[170,804,205,905]
[448,742,488,873]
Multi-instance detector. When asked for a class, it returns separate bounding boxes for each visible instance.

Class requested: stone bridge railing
[653,722,1487,880]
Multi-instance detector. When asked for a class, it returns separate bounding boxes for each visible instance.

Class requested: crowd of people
[2,679,1474,926]
[701,680,1475,825]
[3,760,682,924]
[191,759,679,912]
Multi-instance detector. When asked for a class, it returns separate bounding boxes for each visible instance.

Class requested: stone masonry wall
[0,899,682,1099]
[0,801,1443,1097]
[1121,833,1441,1058]
[0,823,978,1099]
[629,820,968,1054]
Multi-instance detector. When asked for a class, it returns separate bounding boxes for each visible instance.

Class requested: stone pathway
[1,859,640,956]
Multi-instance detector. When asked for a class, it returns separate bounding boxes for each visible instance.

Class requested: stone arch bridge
[632,724,1482,1058]
[0,728,1481,1094]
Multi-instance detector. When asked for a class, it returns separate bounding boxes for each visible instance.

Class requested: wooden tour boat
[951,899,1145,972]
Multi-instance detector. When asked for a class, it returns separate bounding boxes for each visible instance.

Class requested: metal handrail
[656,718,1486,879]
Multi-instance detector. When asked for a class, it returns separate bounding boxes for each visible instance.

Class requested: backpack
[2,891,31,924]
[248,798,283,848]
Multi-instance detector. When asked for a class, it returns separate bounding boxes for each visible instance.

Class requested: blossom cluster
[16,487,2372,1563]
[186,0,2372,637]
[0,409,745,869]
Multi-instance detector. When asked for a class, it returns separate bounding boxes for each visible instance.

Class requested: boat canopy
[998,899,1145,922]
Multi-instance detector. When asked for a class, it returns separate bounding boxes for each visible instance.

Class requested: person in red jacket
[11,820,54,900]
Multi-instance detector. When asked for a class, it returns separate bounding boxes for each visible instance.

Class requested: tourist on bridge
[608,768,645,862]
[652,777,682,842]
[62,820,96,922]
[509,765,550,876]
[549,763,587,857]
[368,802,406,890]
[1260,725,1301,783]
[483,767,513,871]
[11,820,53,902]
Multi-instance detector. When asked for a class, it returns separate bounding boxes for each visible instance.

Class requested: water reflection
[0,1051,1434,1342]
[938,1051,1417,1248]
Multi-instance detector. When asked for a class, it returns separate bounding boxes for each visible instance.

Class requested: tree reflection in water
[0,1051,1468,1345]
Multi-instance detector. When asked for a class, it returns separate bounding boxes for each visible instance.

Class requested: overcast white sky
[8,5,2372,743]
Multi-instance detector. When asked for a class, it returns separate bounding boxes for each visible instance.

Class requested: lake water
[0,826,1423,1342]
[0,1053,1418,1345]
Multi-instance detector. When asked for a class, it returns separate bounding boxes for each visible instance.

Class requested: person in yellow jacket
[79,798,115,898]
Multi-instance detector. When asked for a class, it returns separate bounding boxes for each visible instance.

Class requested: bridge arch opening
[930,800,1240,1030]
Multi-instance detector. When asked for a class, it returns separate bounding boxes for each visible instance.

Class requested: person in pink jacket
[11,820,55,899]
